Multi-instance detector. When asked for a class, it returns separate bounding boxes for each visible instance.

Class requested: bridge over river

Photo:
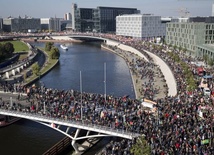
[0,91,140,154]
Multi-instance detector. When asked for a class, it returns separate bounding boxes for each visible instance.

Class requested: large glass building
[0,18,3,32]
[3,17,40,32]
[41,18,61,32]
[72,3,139,33]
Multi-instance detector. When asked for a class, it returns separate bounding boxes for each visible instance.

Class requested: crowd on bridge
[0,33,214,155]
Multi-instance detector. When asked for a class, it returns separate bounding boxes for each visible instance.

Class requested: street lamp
[80,71,83,120]
[104,62,107,102]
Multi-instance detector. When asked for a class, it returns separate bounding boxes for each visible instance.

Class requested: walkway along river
[0,42,135,155]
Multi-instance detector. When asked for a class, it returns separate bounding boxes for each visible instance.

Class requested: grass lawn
[24,48,58,84]
[1,40,29,52]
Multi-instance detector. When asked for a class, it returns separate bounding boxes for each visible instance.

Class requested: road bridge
[68,35,105,42]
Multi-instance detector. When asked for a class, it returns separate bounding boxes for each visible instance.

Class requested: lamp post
[104,62,107,102]
[80,71,83,120]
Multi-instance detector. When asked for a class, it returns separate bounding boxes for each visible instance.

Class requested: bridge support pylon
[72,128,81,154]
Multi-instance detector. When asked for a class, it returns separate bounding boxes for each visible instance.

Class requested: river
[0,42,135,155]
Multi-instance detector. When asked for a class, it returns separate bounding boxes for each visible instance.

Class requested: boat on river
[0,115,21,127]
[60,44,68,50]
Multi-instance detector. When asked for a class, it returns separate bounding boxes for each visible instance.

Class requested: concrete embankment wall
[105,39,177,97]
[101,44,138,99]
[144,50,177,96]
[105,39,149,62]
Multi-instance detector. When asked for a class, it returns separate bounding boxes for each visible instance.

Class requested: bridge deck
[0,109,139,140]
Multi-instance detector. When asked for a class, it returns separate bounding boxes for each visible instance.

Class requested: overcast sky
[0,0,212,18]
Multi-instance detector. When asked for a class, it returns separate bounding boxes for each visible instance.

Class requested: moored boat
[0,115,21,127]
[60,44,68,50]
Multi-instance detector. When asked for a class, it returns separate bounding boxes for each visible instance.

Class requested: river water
[0,42,135,155]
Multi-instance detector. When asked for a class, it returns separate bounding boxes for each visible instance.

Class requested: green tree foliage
[168,52,197,91]
[131,136,151,155]
[203,54,208,64]
[183,46,187,54]
[208,58,214,66]
[0,42,15,62]
[178,45,182,52]
[173,45,177,51]
[31,62,40,76]
[45,42,54,51]
[50,46,60,59]
[4,42,14,56]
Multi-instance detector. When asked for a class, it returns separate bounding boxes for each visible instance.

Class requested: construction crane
[177,7,190,18]
[176,0,214,17]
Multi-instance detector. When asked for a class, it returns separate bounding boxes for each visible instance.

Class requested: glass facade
[74,8,94,32]
[73,5,139,33]
[0,18,3,32]
[3,18,41,32]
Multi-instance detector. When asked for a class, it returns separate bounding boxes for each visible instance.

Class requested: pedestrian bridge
[0,109,140,153]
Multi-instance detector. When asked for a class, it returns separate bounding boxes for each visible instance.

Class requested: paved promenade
[144,49,177,96]
[102,44,167,100]
[105,39,176,98]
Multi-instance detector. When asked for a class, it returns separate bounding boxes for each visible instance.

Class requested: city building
[71,3,140,33]
[3,17,40,32]
[64,13,72,20]
[171,17,189,23]
[197,44,214,60]
[212,3,214,16]
[60,20,72,31]
[116,14,170,39]
[40,18,61,32]
[166,16,214,59]
[0,18,3,32]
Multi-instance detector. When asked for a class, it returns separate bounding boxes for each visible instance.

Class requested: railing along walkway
[0,109,140,140]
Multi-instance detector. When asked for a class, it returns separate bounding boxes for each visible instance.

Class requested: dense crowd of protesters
[0,33,214,155]
[102,44,167,100]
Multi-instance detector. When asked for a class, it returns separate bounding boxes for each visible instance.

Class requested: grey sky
[0,0,212,18]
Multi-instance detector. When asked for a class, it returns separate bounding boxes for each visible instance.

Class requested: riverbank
[101,44,167,100]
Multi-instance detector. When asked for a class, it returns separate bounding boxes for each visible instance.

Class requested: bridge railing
[0,108,140,139]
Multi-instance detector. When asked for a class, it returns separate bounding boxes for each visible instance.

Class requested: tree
[0,43,5,61]
[203,54,209,64]
[45,42,54,51]
[4,42,14,56]
[178,45,182,52]
[183,46,187,55]
[31,62,40,76]
[208,58,214,66]
[130,136,151,155]
[173,45,177,51]
[50,46,60,59]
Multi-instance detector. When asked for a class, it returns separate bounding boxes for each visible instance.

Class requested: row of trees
[0,42,15,62]
[167,51,197,91]
[203,54,214,66]
[31,42,60,77]
[45,42,60,59]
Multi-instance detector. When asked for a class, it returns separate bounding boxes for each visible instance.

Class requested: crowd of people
[0,33,214,155]
[102,44,167,100]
